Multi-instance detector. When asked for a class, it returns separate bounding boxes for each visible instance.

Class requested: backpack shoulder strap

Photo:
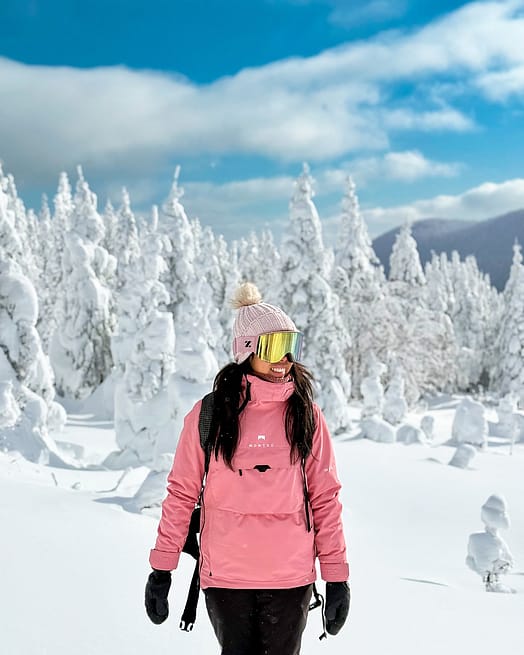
[198,391,215,474]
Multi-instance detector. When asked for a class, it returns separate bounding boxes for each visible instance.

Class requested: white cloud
[475,64,524,100]
[382,107,475,132]
[1,1,524,197]
[362,178,524,235]
[320,151,462,186]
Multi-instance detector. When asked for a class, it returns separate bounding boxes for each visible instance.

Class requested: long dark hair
[210,359,316,468]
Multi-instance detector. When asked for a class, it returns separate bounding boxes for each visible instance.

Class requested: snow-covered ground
[2,397,523,655]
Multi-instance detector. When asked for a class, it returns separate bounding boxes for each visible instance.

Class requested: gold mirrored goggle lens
[255,331,303,364]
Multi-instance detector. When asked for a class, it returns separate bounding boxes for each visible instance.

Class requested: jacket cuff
[320,561,350,582]
[149,548,181,571]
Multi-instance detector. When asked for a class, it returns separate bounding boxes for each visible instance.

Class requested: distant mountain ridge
[372,209,524,291]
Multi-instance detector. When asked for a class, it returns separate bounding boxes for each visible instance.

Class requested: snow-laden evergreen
[101,199,118,261]
[108,212,177,468]
[450,397,488,448]
[193,221,229,368]
[40,172,75,348]
[334,176,380,279]
[331,177,389,395]
[0,166,25,273]
[492,243,524,404]
[279,164,352,432]
[1,169,38,284]
[49,170,115,399]
[114,188,140,290]
[383,365,408,425]
[159,168,219,381]
[0,185,64,461]
[389,221,426,288]
[34,195,55,350]
[360,353,386,419]
[388,223,457,401]
[194,225,231,366]
[237,229,282,303]
[426,251,501,390]
[466,495,515,593]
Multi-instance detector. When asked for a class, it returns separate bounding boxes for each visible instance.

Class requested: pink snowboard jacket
[150,374,349,589]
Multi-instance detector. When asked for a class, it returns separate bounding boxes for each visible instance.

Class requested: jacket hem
[200,571,317,590]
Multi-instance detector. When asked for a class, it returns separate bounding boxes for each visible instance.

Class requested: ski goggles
[234,331,303,364]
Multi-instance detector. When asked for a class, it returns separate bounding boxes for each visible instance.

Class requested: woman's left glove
[325,581,351,635]
[145,569,172,624]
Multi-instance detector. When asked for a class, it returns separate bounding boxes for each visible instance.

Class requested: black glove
[145,569,172,624]
[325,581,350,635]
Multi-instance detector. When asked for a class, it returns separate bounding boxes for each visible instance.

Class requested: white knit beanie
[232,283,297,363]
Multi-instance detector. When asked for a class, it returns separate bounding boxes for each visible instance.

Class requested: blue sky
[2,0,524,243]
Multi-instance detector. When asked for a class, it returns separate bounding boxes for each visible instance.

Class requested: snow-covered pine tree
[34,196,55,351]
[0,185,64,462]
[236,229,283,305]
[237,232,261,287]
[389,220,426,290]
[426,251,501,391]
[114,188,140,291]
[383,364,408,425]
[48,172,73,291]
[2,171,38,283]
[101,199,118,261]
[258,229,282,300]
[492,242,524,404]
[331,176,390,395]
[334,176,380,280]
[279,164,352,432]
[39,172,75,352]
[49,169,115,399]
[159,168,219,381]
[425,252,452,315]
[194,224,231,366]
[108,211,177,467]
[387,222,456,401]
[0,169,25,274]
[0,166,26,275]
[159,167,196,313]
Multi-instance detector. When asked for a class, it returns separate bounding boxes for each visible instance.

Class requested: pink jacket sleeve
[149,401,205,571]
[306,404,350,582]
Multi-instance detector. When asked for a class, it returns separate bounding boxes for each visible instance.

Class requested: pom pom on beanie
[232,283,297,363]
[231,282,262,309]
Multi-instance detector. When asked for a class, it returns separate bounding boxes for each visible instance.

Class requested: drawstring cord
[237,377,251,413]
[300,456,311,532]
[309,583,327,640]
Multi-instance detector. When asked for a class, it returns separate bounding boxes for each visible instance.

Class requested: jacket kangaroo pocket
[202,508,315,583]
[205,459,304,515]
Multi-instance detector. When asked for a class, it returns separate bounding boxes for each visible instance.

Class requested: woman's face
[250,354,293,382]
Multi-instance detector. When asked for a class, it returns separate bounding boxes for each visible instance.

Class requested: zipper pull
[238,468,243,476]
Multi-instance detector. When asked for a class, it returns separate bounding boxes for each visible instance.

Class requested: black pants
[204,584,313,655]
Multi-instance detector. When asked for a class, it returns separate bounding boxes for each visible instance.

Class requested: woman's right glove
[325,581,351,635]
[145,569,172,624]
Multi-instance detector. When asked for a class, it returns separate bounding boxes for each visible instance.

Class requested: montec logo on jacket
[248,433,274,448]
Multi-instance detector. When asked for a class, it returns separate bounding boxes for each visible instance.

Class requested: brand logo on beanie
[244,340,252,347]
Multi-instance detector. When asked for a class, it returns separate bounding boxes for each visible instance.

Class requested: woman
[145,283,350,654]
